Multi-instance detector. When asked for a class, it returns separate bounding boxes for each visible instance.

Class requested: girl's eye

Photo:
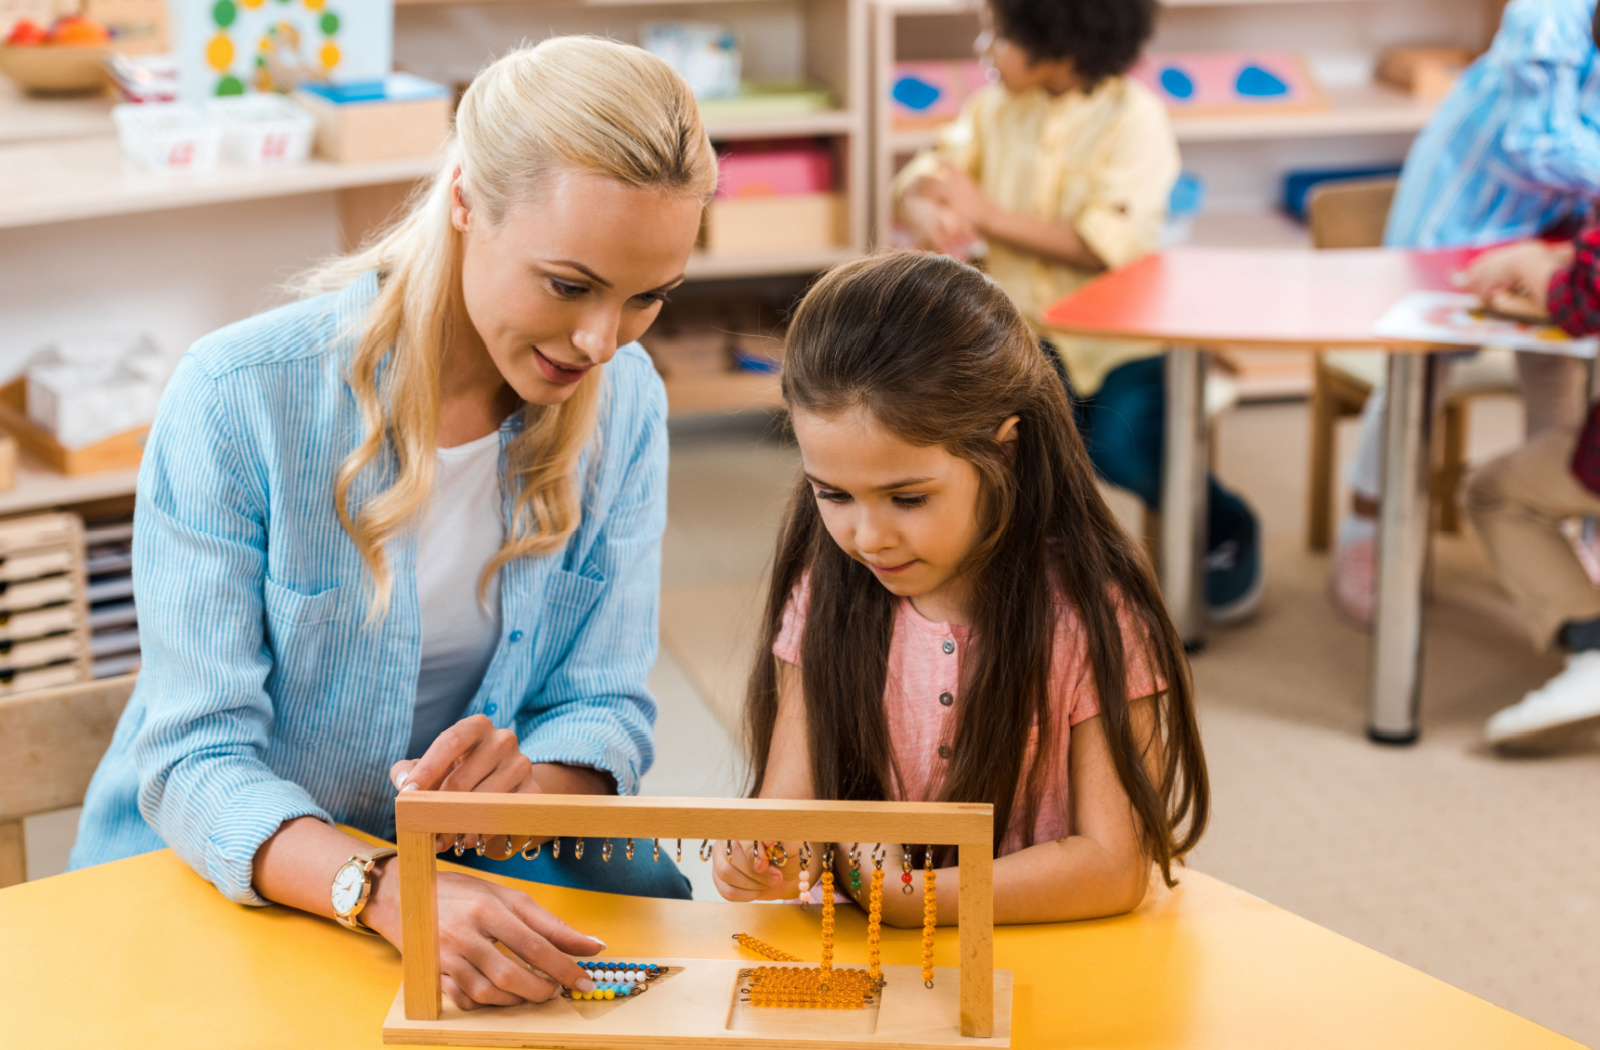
[813,489,850,504]
[892,494,929,508]
[548,278,587,299]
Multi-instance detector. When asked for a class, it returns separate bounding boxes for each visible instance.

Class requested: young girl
[712,252,1208,925]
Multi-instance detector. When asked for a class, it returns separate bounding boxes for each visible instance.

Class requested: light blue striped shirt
[69,272,668,904]
[1386,0,1600,248]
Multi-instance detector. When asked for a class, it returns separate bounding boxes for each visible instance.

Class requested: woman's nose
[571,307,622,363]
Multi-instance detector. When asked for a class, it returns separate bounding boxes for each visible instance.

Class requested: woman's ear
[450,167,472,234]
[996,414,1021,460]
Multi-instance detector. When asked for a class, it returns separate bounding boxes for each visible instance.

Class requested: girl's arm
[713,660,825,900]
[862,695,1162,928]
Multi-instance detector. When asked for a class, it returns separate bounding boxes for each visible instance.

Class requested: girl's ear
[996,415,1021,460]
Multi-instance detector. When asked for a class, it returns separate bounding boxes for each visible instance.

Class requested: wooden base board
[382,960,1013,1049]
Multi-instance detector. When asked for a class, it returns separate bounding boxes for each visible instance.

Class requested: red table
[1045,247,1474,743]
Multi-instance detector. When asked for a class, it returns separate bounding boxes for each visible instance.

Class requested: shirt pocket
[262,576,352,714]
[527,568,608,672]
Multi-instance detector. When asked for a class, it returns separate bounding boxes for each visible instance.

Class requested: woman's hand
[390,714,541,855]
[712,839,806,902]
[361,857,604,1011]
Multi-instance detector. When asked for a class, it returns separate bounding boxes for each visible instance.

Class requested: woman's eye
[636,292,671,306]
[548,278,587,298]
[813,489,849,504]
[892,494,929,508]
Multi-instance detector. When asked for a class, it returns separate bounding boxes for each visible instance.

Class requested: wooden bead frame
[394,793,997,1039]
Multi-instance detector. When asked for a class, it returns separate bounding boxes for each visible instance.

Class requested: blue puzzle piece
[892,76,942,112]
[1235,64,1289,98]
[1159,66,1195,101]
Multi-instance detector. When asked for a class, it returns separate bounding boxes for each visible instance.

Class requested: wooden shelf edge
[663,370,784,417]
[684,245,856,281]
[704,110,861,141]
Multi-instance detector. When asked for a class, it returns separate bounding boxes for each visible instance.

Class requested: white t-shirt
[407,429,506,759]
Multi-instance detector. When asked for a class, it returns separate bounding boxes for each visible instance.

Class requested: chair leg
[1435,401,1467,534]
[1307,368,1338,552]
[0,818,25,888]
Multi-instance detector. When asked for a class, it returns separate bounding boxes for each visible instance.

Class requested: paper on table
[1373,291,1600,358]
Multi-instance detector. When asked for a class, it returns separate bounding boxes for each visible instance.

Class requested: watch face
[331,862,365,914]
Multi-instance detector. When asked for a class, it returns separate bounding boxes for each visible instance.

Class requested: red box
[716,139,834,199]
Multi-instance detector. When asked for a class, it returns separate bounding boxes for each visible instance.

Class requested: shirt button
[941,639,955,654]
[510,630,524,643]
[937,745,952,759]
[485,703,497,715]
[939,692,954,707]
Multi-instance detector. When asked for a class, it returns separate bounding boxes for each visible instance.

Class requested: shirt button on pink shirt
[773,575,1163,857]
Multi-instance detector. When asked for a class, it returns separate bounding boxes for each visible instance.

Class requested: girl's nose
[854,512,895,554]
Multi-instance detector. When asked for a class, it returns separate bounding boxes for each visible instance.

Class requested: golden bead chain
[921,846,937,988]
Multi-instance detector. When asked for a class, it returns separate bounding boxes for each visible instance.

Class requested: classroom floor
[25,396,1599,1046]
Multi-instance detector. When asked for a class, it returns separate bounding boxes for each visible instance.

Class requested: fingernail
[394,771,408,790]
[576,977,596,994]
[591,937,607,951]
[400,782,417,793]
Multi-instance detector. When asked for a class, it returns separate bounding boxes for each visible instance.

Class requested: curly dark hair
[988,0,1157,88]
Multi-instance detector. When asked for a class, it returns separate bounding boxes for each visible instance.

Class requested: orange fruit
[49,16,111,46]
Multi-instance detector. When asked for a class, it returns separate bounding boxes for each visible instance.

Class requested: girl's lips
[533,346,591,385]
[868,560,915,575]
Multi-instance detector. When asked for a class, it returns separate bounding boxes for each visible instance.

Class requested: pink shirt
[774,578,1161,856]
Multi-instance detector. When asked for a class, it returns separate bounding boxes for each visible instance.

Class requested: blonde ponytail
[297,37,717,619]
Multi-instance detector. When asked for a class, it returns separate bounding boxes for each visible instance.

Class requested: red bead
[902,872,913,884]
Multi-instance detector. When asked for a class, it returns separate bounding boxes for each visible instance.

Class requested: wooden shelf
[662,369,783,416]
[0,135,440,230]
[704,110,860,141]
[0,451,138,519]
[0,81,115,147]
[1170,83,1438,142]
[684,244,853,280]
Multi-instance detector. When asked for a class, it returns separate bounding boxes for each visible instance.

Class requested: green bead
[212,0,236,27]
[215,74,245,96]
[320,11,339,34]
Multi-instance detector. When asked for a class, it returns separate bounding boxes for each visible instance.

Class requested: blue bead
[485,703,497,715]
[510,630,524,643]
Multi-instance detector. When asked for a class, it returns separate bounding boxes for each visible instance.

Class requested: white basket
[205,94,316,166]
[111,102,221,173]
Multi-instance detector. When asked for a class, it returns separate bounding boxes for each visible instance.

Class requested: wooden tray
[0,379,148,476]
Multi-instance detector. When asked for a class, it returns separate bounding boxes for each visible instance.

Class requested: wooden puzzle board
[382,960,1013,1049]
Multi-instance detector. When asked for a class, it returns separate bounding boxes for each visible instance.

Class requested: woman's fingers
[406,715,496,793]
[464,939,562,1004]
[503,890,605,959]
[389,758,419,791]
[441,956,524,1010]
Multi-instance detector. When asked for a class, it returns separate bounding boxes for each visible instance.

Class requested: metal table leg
[1368,351,1441,744]
[1161,346,1210,651]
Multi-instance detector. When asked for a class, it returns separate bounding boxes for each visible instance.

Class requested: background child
[1331,0,1600,625]
[891,0,1262,622]
[712,253,1208,925]
[1464,232,1600,748]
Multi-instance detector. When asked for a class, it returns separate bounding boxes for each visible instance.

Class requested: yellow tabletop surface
[0,846,1578,1049]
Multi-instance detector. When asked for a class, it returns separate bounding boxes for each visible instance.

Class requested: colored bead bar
[819,870,835,975]
[921,863,937,988]
[733,933,802,962]
[743,966,878,1009]
[563,961,665,1000]
[867,865,883,983]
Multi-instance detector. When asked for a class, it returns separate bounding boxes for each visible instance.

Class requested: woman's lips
[533,346,591,385]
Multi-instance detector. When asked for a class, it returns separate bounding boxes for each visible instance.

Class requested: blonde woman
[70,38,716,1010]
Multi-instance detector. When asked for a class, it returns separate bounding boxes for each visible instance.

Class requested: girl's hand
[390,714,540,855]
[921,163,995,230]
[901,194,979,257]
[712,839,804,902]
[362,858,604,1011]
[1462,240,1572,308]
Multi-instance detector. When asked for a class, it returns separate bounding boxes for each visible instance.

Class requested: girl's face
[454,167,703,407]
[792,405,1015,625]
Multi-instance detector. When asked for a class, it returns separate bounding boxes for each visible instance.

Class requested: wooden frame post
[394,794,996,1038]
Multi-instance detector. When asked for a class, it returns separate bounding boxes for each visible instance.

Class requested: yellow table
[0,848,1578,1049]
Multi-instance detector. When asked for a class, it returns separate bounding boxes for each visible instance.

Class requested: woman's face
[454,167,703,406]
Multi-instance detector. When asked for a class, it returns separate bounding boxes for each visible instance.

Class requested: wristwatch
[330,847,397,934]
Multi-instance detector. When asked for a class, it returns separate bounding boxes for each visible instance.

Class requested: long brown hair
[746,252,1207,885]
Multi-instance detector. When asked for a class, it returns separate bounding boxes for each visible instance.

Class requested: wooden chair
[0,675,134,887]
[1304,178,1519,551]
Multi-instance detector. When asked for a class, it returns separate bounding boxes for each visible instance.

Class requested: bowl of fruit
[0,17,112,95]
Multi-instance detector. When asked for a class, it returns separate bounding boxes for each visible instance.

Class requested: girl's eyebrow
[805,473,935,491]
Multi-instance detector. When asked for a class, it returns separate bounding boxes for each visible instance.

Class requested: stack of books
[84,516,138,679]
[0,512,92,694]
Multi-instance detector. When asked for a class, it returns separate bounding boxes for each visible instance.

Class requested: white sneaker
[1485,650,1600,750]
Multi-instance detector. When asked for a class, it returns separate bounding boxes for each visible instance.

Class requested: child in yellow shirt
[894,0,1263,621]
